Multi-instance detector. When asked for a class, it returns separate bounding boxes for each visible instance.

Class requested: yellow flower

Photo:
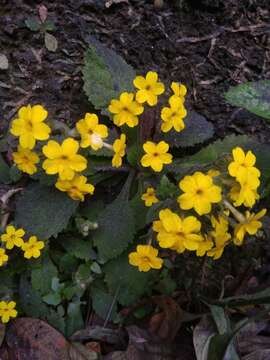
[112,134,126,168]
[178,172,222,215]
[42,138,87,180]
[230,177,260,208]
[207,169,220,177]
[0,301,17,323]
[228,147,260,183]
[1,225,25,249]
[207,215,231,260]
[171,82,187,101]
[128,245,163,272]
[133,71,165,106]
[153,208,203,252]
[141,141,172,172]
[234,209,266,245]
[161,96,187,133]
[12,146,39,175]
[108,92,143,127]
[10,104,51,149]
[56,175,95,201]
[76,113,108,150]
[22,236,45,259]
[0,249,8,266]
[196,237,214,256]
[141,187,159,207]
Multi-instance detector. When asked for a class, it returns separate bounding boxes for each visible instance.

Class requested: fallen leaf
[38,5,48,23]
[105,0,128,8]
[5,318,69,359]
[85,342,101,353]
[68,342,98,360]
[0,54,9,70]
[44,32,58,52]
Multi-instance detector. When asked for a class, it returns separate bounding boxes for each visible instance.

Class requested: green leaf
[91,287,117,321]
[31,253,58,296]
[19,275,49,318]
[225,80,270,120]
[43,292,62,306]
[25,17,41,31]
[130,192,148,231]
[94,194,135,261]
[83,37,136,110]
[160,111,214,148]
[14,183,78,239]
[156,175,178,200]
[104,252,153,306]
[0,154,10,184]
[60,235,96,261]
[66,301,84,337]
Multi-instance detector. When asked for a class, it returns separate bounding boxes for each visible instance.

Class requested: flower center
[145,85,151,91]
[153,152,159,157]
[196,189,203,195]
[61,155,68,160]
[142,256,150,262]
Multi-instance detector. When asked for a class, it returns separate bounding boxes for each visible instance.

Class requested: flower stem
[223,199,245,223]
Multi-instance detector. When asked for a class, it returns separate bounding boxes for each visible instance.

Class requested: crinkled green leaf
[92,287,117,321]
[129,192,148,231]
[31,253,58,296]
[14,183,78,239]
[94,195,135,260]
[83,37,135,110]
[156,175,178,200]
[104,252,153,306]
[160,111,214,148]
[0,153,10,184]
[225,80,270,120]
[60,235,96,261]
[43,292,62,306]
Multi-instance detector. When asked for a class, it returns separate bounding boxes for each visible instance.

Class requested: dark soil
[1,0,270,141]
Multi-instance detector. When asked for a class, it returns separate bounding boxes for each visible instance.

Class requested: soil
[1,0,270,141]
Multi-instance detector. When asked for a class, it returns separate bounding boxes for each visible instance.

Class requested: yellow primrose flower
[42,138,87,180]
[234,209,266,245]
[228,147,260,183]
[141,187,159,207]
[161,96,187,133]
[196,237,214,257]
[128,245,163,272]
[12,146,39,175]
[141,141,172,172]
[10,104,51,149]
[0,301,17,323]
[153,208,203,252]
[0,249,8,266]
[76,113,108,150]
[56,175,95,201]
[207,241,227,260]
[207,215,232,259]
[108,92,143,127]
[1,225,25,249]
[230,176,260,208]
[171,82,187,101]
[112,134,126,168]
[22,236,45,259]
[178,172,222,215]
[133,71,165,106]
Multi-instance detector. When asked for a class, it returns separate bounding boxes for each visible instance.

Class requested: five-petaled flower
[161,96,187,133]
[22,236,45,259]
[234,209,266,245]
[228,147,260,183]
[141,141,172,172]
[171,82,187,101]
[112,134,126,168]
[42,138,87,180]
[76,113,108,150]
[178,171,222,215]
[153,208,203,253]
[0,301,17,323]
[56,175,95,201]
[108,92,144,127]
[1,225,25,250]
[12,146,40,175]
[141,187,159,207]
[0,249,8,267]
[133,71,165,106]
[129,245,163,272]
[10,104,51,149]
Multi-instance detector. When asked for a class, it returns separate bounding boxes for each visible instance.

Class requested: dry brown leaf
[38,5,48,23]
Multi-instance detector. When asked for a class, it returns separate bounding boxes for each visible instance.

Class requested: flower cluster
[129,147,266,272]
[0,225,44,266]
